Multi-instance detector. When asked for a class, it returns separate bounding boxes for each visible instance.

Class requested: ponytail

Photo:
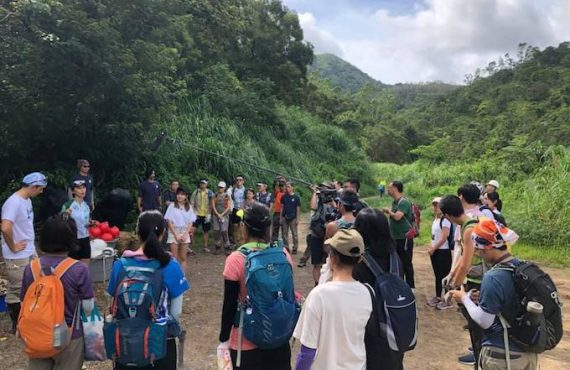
[143,230,170,267]
[137,211,171,267]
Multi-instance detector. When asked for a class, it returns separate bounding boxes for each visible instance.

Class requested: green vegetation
[309,54,384,93]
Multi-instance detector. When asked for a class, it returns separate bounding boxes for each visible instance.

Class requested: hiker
[219,203,295,369]
[255,182,273,209]
[244,188,256,209]
[482,192,507,226]
[377,179,386,198]
[281,182,301,254]
[19,215,94,370]
[307,183,336,282]
[293,228,372,370]
[212,181,232,255]
[163,179,180,209]
[271,179,286,243]
[165,187,196,270]
[62,180,93,265]
[137,169,161,212]
[344,177,368,215]
[352,208,404,370]
[485,180,500,194]
[1,172,47,333]
[427,197,453,310]
[449,219,538,370]
[68,159,95,210]
[383,181,415,289]
[230,175,246,247]
[190,179,213,252]
[439,193,483,368]
[106,211,190,370]
[325,190,356,239]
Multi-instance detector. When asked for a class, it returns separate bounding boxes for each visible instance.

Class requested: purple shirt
[21,256,94,338]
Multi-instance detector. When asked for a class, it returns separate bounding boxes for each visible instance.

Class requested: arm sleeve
[461,295,496,329]
[169,294,183,321]
[295,345,317,370]
[219,280,239,342]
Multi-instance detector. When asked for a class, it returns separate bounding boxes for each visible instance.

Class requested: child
[164,187,196,273]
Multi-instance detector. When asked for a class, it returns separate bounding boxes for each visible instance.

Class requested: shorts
[193,216,212,232]
[167,226,191,244]
[69,237,91,260]
[310,235,326,265]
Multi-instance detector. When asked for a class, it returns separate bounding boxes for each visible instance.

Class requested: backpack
[236,242,300,352]
[439,218,456,250]
[411,203,421,236]
[103,258,168,367]
[479,205,508,226]
[363,252,418,353]
[399,198,420,239]
[19,257,79,359]
[495,261,563,353]
[309,203,328,239]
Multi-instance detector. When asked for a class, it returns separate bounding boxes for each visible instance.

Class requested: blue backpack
[236,242,300,353]
[363,252,418,353]
[103,258,168,367]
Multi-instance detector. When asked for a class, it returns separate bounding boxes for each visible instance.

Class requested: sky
[282,0,570,84]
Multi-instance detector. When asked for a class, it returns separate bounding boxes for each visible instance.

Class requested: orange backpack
[18,257,78,358]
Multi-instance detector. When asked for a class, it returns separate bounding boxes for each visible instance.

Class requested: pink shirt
[222,245,294,351]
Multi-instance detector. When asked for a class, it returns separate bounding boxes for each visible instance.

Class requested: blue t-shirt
[281,193,301,220]
[138,180,161,211]
[70,173,94,205]
[107,256,190,322]
[479,259,522,351]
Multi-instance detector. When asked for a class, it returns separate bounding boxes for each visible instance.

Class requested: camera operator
[308,183,338,285]
[343,178,368,216]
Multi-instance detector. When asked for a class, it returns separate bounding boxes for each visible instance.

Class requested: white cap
[486,180,500,189]
[217,181,227,188]
[432,197,442,204]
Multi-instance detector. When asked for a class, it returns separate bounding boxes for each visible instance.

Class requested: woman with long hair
[164,187,196,271]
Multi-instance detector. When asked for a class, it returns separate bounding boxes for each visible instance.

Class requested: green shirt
[389,197,412,239]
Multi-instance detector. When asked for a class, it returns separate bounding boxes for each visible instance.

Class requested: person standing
[427,197,453,309]
[485,180,500,195]
[271,180,286,243]
[163,179,180,209]
[383,181,415,289]
[1,172,47,333]
[377,179,386,198]
[137,169,161,213]
[69,159,95,210]
[230,175,246,247]
[191,179,213,253]
[62,180,92,265]
[212,181,232,255]
[281,182,301,254]
[255,182,273,209]
[165,188,196,272]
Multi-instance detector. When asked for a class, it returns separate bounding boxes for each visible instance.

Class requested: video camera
[316,185,337,204]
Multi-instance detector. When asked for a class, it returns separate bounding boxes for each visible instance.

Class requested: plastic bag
[217,341,233,370]
[82,306,107,361]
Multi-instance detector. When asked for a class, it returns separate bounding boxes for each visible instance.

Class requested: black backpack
[479,205,508,226]
[309,203,329,239]
[495,261,563,353]
[439,218,455,250]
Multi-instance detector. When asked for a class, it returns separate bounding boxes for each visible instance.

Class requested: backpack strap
[389,250,401,277]
[54,258,79,279]
[30,258,43,281]
[363,253,386,278]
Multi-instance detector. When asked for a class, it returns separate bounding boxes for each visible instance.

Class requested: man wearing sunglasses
[69,159,95,210]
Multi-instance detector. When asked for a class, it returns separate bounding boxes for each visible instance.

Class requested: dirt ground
[1,217,569,369]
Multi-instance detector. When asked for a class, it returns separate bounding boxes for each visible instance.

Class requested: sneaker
[291,249,298,255]
[426,297,442,307]
[187,248,195,256]
[436,300,454,310]
[458,353,476,366]
[468,347,473,354]
[203,247,211,253]
[297,260,307,268]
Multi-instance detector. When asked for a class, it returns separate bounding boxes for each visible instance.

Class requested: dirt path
[1,216,569,369]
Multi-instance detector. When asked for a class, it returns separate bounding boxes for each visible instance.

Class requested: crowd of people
[0,159,562,370]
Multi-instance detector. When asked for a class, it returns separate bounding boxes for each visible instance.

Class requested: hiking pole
[150,132,313,186]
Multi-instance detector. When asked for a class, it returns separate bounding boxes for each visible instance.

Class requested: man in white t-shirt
[1,172,47,333]
[293,229,374,370]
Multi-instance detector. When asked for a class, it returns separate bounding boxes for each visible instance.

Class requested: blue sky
[282,0,570,84]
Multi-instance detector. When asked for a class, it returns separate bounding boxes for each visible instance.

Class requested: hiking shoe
[436,300,454,310]
[468,347,473,354]
[224,247,232,256]
[203,247,211,253]
[297,260,307,268]
[426,297,442,307]
[458,353,476,366]
[187,248,195,256]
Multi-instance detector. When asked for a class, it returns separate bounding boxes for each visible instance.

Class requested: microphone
[150,132,166,151]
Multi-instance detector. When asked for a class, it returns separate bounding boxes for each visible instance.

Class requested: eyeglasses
[82,165,90,168]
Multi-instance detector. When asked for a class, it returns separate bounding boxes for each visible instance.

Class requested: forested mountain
[309,53,384,93]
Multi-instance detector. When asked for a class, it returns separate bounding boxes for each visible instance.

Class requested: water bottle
[525,301,543,327]
[518,301,543,345]
[53,323,68,349]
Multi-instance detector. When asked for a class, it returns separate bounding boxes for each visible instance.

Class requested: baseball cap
[486,180,500,189]
[256,182,267,187]
[340,191,359,206]
[71,180,86,188]
[218,181,227,188]
[23,172,48,187]
[199,178,208,184]
[324,229,364,257]
[432,197,442,204]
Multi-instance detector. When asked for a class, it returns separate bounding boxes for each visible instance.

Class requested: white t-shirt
[454,206,485,243]
[1,193,36,259]
[164,203,197,228]
[64,200,90,239]
[293,281,372,370]
[431,217,451,250]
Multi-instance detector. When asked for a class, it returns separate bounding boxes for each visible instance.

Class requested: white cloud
[290,0,570,84]
[298,13,344,57]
